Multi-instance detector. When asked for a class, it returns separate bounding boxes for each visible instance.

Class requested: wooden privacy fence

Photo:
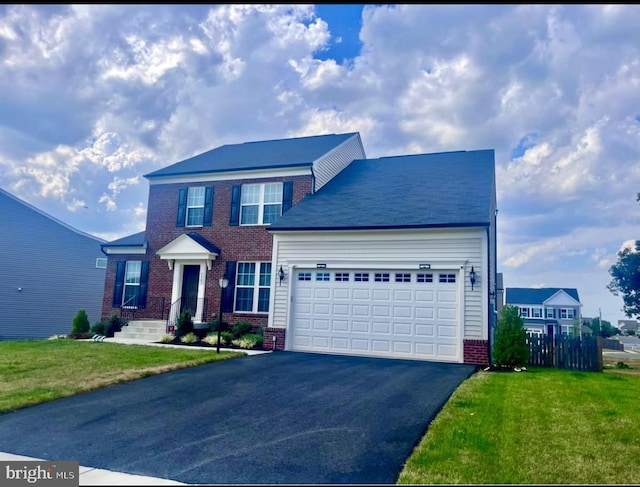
[526,335,603,372]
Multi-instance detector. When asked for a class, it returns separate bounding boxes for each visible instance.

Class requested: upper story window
[186,187,205,226]
[531,307,543,319]
[177,186,213,227]
[519,307,530,318]
[546,308,555,319]
[560,308,575,319]
[241,182,283,225]
[230,181,293,226]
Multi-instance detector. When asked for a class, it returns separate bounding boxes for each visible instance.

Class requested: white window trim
[123,261,141,309]
[545,307,554,319]
[186,186,205,228]
[519,307,530,318]
[240,182,283,226]
[531,307,543,319]
[560,308,575,319]
[234,262,271,313]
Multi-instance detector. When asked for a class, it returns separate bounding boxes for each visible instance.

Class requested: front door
[181,265,200,317]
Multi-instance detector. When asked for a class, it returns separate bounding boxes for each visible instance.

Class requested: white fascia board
[102,246,147,255]
[147,166,311,185]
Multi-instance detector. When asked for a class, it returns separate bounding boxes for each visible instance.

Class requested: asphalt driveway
[0,351,477,484]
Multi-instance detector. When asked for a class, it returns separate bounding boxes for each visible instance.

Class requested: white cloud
[0,4,639,322]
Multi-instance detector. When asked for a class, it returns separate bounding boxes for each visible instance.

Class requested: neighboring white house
[504,287,582,336]
[0,187,106,340]
[268,149,498,365]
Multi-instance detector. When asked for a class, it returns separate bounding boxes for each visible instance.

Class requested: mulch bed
[157,337,267,352]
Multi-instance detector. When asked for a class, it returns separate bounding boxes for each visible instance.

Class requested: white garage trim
[286,266,464,362]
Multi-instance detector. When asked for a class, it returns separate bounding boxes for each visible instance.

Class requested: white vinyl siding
[269,228,487,342]
[312,134,366,191]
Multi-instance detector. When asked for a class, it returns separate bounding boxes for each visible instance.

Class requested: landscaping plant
[492,304,529,368]
[71,309,91,337]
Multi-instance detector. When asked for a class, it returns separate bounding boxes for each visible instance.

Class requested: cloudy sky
[1,4,639,325]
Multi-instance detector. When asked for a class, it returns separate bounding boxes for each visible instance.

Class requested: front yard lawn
[0,339,245,413]
[398,366,640,484]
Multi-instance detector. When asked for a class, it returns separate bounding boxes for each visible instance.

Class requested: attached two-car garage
[266,149,496,365]
[289,268,461,362]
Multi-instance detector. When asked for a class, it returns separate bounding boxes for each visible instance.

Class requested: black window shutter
[282,181,293,213]
[229,185,241,226]
[176,188,187,227]
[203,186,214,226]
[137,261,149,309]
[112,261,126,307]
[222,260,237,313]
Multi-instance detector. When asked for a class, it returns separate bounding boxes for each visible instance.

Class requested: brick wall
[263,327,286,351]
[463,339,490,365]
[102,175,312,326]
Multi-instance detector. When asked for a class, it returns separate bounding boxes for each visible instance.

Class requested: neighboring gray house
[504,287,582,336]
[617,319,639,335]
[0,187,106,340]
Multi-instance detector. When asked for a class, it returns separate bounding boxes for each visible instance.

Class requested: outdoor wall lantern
[470,266,476,291]
[278,266,285,286]
[217,275,229,354]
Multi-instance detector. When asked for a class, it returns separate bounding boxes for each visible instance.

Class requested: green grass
[398,367,640,484]
[0,339,245,413]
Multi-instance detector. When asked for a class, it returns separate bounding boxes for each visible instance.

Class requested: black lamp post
[217,274,229,353]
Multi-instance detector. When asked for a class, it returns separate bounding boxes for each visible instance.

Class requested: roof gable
[505,287,581,305]
[145,132,359,178]
[0,187,105,243]
[156,233,220,269]
[269,149,496,231]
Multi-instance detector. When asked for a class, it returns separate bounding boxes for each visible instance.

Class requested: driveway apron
[0,351,477,484]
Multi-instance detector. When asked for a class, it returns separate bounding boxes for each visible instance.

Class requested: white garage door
[289,269,461,362]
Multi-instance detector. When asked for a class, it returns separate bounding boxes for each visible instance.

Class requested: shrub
[493,304,529,368]
[175,311,194,338]
[71,309,90,336]
[615,361,630,369]
[232,333,263,349]
[159,334,175,343]
[202,334,220,346]
[208,316,229,332]
[105,314,127,338]
[221,331,233,344]
[91,321,105,336]
[231,321,253,339]
[180,332,198,344]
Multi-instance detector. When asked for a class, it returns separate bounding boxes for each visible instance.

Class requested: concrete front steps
[114,320,168,342]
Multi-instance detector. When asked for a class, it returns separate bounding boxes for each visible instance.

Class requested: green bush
[492,305,529,368]
[179,332,198,344]
[232,333,263,349]
[71,309,90,336]
[175,311,194,338]
[221,331,233,344]
[231,321,254,339]
[105,314,127,338]
[159,334,175,343]
[208,316,229,332]
[91,321,105,336]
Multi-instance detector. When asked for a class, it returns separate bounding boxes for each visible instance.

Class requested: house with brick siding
[101,133,498,365]
[100,132,366,338]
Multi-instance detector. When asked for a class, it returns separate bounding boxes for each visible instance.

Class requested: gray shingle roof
[102,231,147,248]
[505,288,581,305]
[145,132,359,178]
[269,149,496,230]
[187,232,221,254]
